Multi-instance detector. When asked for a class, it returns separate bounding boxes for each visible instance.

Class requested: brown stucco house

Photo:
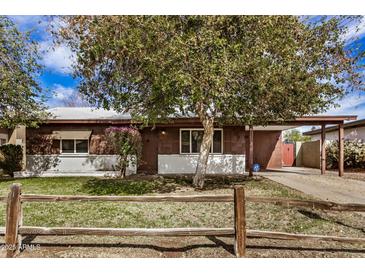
[0,107,356,177]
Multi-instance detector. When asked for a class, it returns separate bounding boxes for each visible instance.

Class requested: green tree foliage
[58,16,364,187]
[0,16,47,128]
[0,144,23,177]
[283,129,311,142]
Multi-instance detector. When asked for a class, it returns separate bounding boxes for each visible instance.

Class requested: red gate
[282,143,295,166]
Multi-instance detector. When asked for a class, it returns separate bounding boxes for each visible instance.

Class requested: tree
[58,16,364,187]
[61,91,93,107]
[283,129,311,142]
[0,16,47,128]
[0,144,23,177]
[105,127,142,178]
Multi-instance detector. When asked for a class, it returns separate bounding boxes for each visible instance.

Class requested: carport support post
[338,123,344,177]
[248,125,253,177]
[321,124,326,175]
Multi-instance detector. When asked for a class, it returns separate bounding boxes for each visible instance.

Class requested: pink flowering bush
[105,127,142,178]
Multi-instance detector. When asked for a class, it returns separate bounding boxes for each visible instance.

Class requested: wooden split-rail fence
[1,183,365,258]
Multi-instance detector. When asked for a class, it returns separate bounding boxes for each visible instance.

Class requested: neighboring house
[3,107,356,177]
[303,119,365,142]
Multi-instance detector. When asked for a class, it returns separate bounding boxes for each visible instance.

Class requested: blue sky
[10,16,79,107]
[9,15,365,124]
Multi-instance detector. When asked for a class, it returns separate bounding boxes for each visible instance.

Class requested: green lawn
[1,175,365,257]
[0,175,364,238]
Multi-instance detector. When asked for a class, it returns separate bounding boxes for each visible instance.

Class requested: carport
[246,115,357,177]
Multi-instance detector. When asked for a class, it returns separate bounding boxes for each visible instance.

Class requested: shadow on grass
[18,236,365,256]
[20,236,235,256]
[298,209,365,234]
[162,174,258,192]
[0,176,17,183]
[80,175,255,196]
[81,178,180,195]
[247,244,365,254]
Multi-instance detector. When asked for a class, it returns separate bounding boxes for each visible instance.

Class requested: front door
[138,128,158,174]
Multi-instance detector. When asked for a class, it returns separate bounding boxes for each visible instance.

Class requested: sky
[10,16,78,107]
[9,15,365,129]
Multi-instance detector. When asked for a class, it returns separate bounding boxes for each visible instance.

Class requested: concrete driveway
[260,167,365,204]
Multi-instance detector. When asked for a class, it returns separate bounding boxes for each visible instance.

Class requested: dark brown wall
[0,128,8,135]
[158,127,179,154]
[143,126,246,173]
[246,130,282,169]
[27,123,282,173]
[138,128,159,174]
[156,126,246,155]
[26,124,112,155]
[223,126,246,154]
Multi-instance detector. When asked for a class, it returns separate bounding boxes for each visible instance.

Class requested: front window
[181,130,191,153]
[61,139,89,154]
[76,139,88,153]
[180,129,223,154]
[191,130,204,153]
[0,138,7,146]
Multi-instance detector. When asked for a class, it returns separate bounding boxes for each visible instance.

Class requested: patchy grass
[0,175,364,257]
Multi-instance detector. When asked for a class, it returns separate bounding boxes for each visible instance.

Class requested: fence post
[234,186,246,257]
[5,183,22,258]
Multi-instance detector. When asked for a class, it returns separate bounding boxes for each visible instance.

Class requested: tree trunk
[119,156,127,179]
[193,117,214,188]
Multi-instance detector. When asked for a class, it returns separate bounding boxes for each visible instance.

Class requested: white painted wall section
[158,154,245,174]
[22,155,136,177]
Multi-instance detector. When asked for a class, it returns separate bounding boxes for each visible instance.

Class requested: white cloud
[10,16,75,74]
[324,92,365,119]
[342,16,365,42]
[52,84,75,100]
[39,40,75,74]
[294,92,365,134]
[10,15,44,28]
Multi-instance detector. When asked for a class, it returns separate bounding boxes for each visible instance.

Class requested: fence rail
[2,227,365,244]
[246,196,365,212]
[1,183,365,258]
[20,194,233,203]
[18,226,235,237]
[2,193,365,212]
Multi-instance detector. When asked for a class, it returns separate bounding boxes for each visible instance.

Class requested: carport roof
[303,118,365,136]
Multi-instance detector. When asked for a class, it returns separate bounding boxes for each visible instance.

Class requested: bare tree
[61,92,93,107]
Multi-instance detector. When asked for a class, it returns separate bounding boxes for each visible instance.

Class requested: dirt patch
[1,235,364,258]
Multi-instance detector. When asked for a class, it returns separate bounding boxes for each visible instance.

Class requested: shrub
[105,127,142,178]
[326,139,365,169]
[26,134,55,155]
[0,144,23,177]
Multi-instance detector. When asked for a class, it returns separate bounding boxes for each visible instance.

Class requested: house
[1,107,356,177]
[303,118,365,142]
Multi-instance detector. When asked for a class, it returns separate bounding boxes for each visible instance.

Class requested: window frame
[179,128,223,154]
[60,139,89,155]
[0,134,7,146]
